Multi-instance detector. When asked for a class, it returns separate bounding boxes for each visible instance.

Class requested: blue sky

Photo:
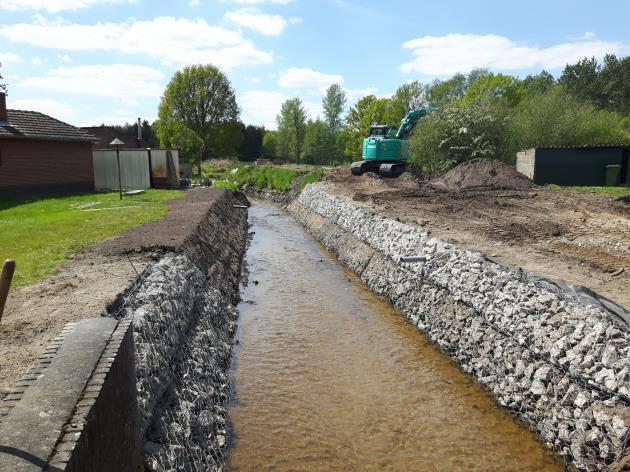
[1,0,629,129]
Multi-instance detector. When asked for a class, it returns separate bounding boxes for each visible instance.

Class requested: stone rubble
[289,184,630,471]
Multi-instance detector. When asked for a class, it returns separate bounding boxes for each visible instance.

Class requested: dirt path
[323,165,630,309]
[0,188,231,394]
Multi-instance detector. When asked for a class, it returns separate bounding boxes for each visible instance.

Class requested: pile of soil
[430,158,534,191]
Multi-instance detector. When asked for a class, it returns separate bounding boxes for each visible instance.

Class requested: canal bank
[287,184,630,471]
[227,200,561,471]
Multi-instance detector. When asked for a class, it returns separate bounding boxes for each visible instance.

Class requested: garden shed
[516,145,629,186]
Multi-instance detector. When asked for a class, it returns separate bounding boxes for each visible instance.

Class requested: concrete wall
[516,148,535,180]
[289,184,630,471]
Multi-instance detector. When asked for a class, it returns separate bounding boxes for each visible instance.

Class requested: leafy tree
[158,64,240,160]
[385,80,427,124]
[322,84,347,133]
[426,73,467,107]
[238,124,265,162]
[262,130,279,159]
[508,86,630,151]
[463,73,524,107]
[521,70,555,95]
[409,93,511,177]
[155,120,204,176]
[276,97,307,163]
[559,57,602,107]
[598,54,630,113]
[303,119,333,165]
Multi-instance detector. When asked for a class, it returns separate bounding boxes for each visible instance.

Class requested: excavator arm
[395,107,430,140]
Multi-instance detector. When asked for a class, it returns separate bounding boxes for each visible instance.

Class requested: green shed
[516,145,629,186]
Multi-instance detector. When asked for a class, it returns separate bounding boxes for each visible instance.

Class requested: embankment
[288,184,630,471]
[0,188,248,471]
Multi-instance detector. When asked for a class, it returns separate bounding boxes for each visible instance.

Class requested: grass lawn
[0,189,185,287]
[547,184,630,197]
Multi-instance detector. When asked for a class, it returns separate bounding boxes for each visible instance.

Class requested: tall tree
[262,130,279,159]
[277,98,307,163]
[303,119,334,165]
[158,64,240,160]
[322,84,347,133]
[521,70,555,95]
[239,124,265,162]
[155,120,204,176]
[559,57,601,106]
[385,80,427,124]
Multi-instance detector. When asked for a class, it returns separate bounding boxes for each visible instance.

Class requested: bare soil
[0,188,230,394]
[323,160,630,309]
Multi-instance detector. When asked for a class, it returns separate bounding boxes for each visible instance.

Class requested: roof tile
[0,110,95,142]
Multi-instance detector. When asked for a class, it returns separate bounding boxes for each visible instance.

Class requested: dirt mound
[430,159,534,191]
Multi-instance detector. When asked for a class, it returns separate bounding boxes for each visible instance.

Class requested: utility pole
[110,138,125,200]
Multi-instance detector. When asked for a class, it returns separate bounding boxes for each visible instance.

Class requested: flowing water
[227,201,562,471]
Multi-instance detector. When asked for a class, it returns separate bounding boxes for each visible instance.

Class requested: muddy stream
[227,200,562,471]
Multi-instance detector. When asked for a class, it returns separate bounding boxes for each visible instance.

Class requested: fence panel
[93,150,151,190]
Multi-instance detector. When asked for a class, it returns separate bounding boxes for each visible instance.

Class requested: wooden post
[0,259,16,323]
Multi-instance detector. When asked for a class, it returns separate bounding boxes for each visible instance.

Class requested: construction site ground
[323,162,630,310]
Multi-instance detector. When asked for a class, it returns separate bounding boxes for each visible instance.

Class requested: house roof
[0,109,95,142]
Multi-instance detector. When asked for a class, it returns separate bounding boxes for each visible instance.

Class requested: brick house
[0,92,96,195]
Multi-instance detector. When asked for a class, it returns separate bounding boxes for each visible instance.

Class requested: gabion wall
[289,185,630,471]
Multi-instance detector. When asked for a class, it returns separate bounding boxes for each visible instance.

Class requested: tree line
[152,55,630,176]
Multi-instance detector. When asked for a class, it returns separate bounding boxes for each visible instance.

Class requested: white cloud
[0,53,21,66]
[21,64,165,98]
[9,98,77,121]
[401,33,630,76]
[278,67,343,88]
[344,86,378,102]
[31,57,43,65]
[240,90,288,128]
[1,16,273,69]
[189,0,200,5]
[57,54,72,62]
[224,8,289,36]
[0,0,134,12]
[246,76,262,83]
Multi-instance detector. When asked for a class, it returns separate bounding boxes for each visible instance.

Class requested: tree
[276,98,307,163]
[158,64,240,160]
[303,119,333,165]
[262,131,279,159]
[155,120,204,176]
[463,73,524,107]
[385,80,427,124]
[426,73,467,107]
[521,70,555,95]
[322,84,347,133]
[598,54,630,113]
[238,124,265,162]
[559,57,601,107]
[508,86,630,152]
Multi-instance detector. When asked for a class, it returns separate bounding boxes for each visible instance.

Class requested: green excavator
[350,107,430,178]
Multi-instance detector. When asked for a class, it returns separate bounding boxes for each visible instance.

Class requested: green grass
[300,169,325,190]
[547,184,630,197]
[0,189,185,287]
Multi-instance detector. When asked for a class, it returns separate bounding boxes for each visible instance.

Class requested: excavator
[350,107,430,178]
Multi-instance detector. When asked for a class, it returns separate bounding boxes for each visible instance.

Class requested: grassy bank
[0,189,184,287]
[203,160,324,192]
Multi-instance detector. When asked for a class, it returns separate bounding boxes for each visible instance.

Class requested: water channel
[227,200,562,471]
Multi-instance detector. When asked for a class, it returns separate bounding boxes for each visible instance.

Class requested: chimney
[0,93,7,122]
[137,117,142,148]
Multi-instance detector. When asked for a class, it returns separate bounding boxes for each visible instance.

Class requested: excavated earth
[325,160,630,309]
